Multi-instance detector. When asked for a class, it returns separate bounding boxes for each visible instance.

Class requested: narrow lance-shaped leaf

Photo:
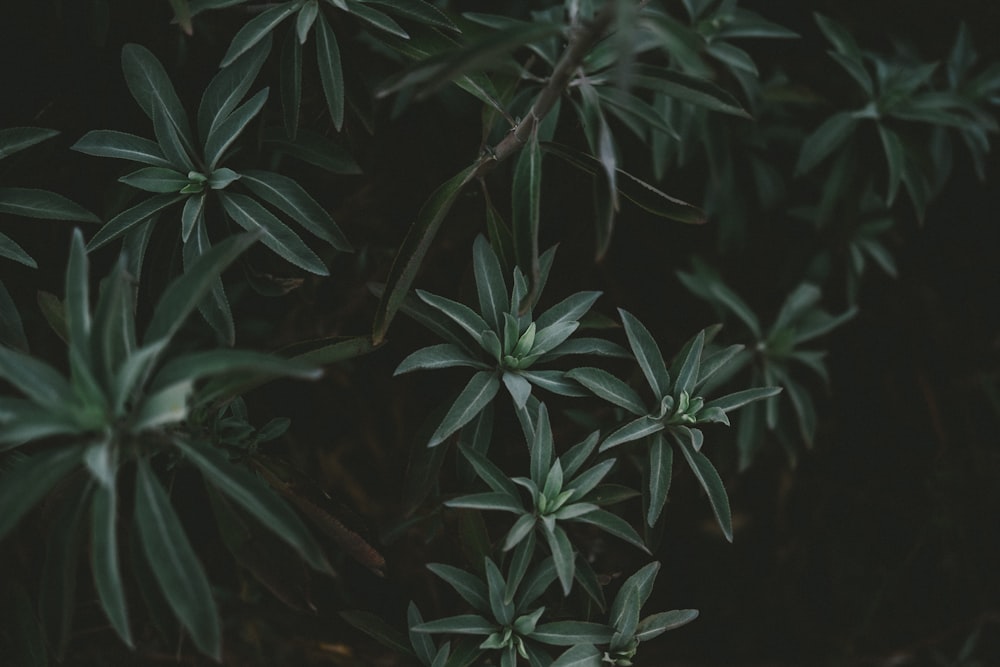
[646,433,672,526]
[0,345,75,408]
[427,563,489,613]
[618,309,670,400]
[796,111,859,175]
[0,445,85,541]
[316,14,345,131]
[675,437,732,542]
[511,128,542,310]
[220,2,297,66]
[634,609,699,641]
[372,164,476,344]
[281,29,303,139]
[121,44,196,156]
[134,457,221,659]
[184,219,235,345]
[91,479,132,647]
[472,234,509,331]
[0,188,99,223]
[0,127,59,159]
[600,415,665,452]
[87,194,182,252]
[628,65,750,118]
[240,169,352,251]
[674,330,704,397]
[204,87,269,169]
[566,367,647,416]
[429,371,500,447]
[198,33,272,141]
[0,233,35,268]
[72,130,173,167]
[343,0,408,38]
[220,192,328,275]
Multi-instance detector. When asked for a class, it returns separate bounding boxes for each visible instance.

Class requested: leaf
[281,30,302,139]
[221,2,297,67]
[408,603,436,665]
[262,127,362,174]
[239,169,352,251]
[220,192,328,275]
[703,386,782,414]
[296,0,319,43]
[150,349,319,392]
[316,14,345,131]
[634,609,699,641]
[364,0,458,32]
[795,111,859,175]
[519,370,589,397]
[429,370,500,446]
[532,621,615,646]
[0,280,28,350]
[198,33,272,142]
[472,235,509,331]
[550,644,602,667]
[396,343,489,374]
[0,232,35,268]
[344,0,408,38]
[646,433,672,526]
[205,87,269,169]
[535,291,602,331]
[542,523,576,595]
[571,508,649,553]
[600,415,664,452]
[417,291,491,342]
[675,437,732,542]
[457,443,520,498]
[412,615,496,636]
[184,220,235,345]
[813,13,863,61]
[121,44,196,156]
[828,50,874,97]
[0,188,99,223]
[511,126,542,309]
[372,164,476,344]
[134,457,221,659]
[445,491,524,514]
[39,484,91,661]
[427,563,489,613]
[673,329,704,396]
[0,445,85,541]
[176,439,331,573]
[628,65,750,118]
[485,558,514,625]
[0,127,59,159]
[144,232,256,345]
[0,345,75,408]
[340,610,413,656]
[86,194,182,252]
[91,480,132,647]
[118,167,190,193]
[72,130,173,167]
[877,124,905,205]
[618,309,670,400]
[565,367,646,416]
[502,371,533,410]
[611,561,659,624]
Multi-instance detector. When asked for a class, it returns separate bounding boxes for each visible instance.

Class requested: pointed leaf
[0,445,85,541]
[0,188,99,223]
[396,343,489,374]
[72,130,173,167]
[796,111,859,175]
[646,433,672,526]
[502,371,533,409]
[550,644,602,667]
[121,44,196,154]
[457,442,520,498]
[572,508,648,553]
[119,167,190,193]
[0,345,75,408]
[412,615,496,636]
[472,235,509,331]
[281,29,303,139]
[221,2,296,66]
[87,194,181,251]
[199,34,272,141]
[429,370,500,446]
[600,415,664,452]
[566,367,646,416]
[316,14,345,130]
[0,127,59,159]
[445,491,524,514]
[635,609,699,641]
[675,437,732,542]
[220,191,328,274]
[543,524,575,595]
[674,330,704,396]
[91,480,132,647]
[618,309,670,400]
[427,563,489,614]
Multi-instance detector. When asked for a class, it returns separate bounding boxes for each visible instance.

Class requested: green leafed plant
[72,42,352,343]
[0,230,332,658]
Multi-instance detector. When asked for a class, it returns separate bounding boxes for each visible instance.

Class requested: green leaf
[0,445,85,540]
[72,130,173,168]
[239,169,352,251]
[535,291,602,331]
[340,610,413,655]
[119,167,190,193]
[205,87,269,169]
[429,370,500,446]
[646,433,672,526]
[472,235,509,332]
[198,34,272,142]
[144,232,256,345]
[813,13,863,61]
[417,290,492,341]
[611,561,659,624]
[175,438,332,573]
[0,232,35,268]
[703,386,782,414]
[91,480,132,647]
[412,615,496,636]
[674,329,704,397]
[372,163,476,344]
[296,0,319,42]
[446,491,524,514]
[87,194,181,251]
[121,44,196,156]
[628,65,750,118]
[131,380,192,431]
[134,457,221,659]
[795,111,859,175]
[572,508,648,553]
[550,644,602,667]
[618,309,670,400]
[183,220,235,345]
[533,621,615,646]
[828,50,873,97]
[150,349,320,392]
[502,371,533,409]
[634,609,699,641]
[600,415,664,452]
[0,127,59,160]
[457,443,520,498]
[566,367,646,416]
[262,127,362,174]
[529,402,554,487]
[675,437,732,542]
[0,188,99,223]
[221,2,297,67]
[396,343,489,374]
[877,124,905,205]
[696,344,744,390]
[281,30,303,139]
[208,168,240,190]
[316,14,345,131]
[485,559,514,625]
[0,345,75,408]
[427,563,490,614]
[511,126,542,309]
[542,523,575,595]
[519,370,589,397]
[0,280,28,350]
[364,0,458,31]
[409,603,436,665]
[344,0,408,38]
[220,191,328,275]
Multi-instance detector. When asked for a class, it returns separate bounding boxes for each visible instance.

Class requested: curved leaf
[91,480,132,647]
[199,33,272,142]
[316,14,345,130]
[204,87,269,169]
[566,367,646,416]
[675,437,732,542]
[87,194,182,252]
[220,192,328,275]
[221,2,297,67]
[121,44,196,155]
[0,188,99,223]
[0,127,59,160]
[618,308,670,400]
[0,445,85,541]
[72,130,173,167]
[429,370,500,446]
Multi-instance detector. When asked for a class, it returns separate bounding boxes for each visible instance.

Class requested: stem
[472,2,618,179]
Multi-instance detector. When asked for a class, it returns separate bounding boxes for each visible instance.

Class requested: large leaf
[174,438,332,573]
[71,130,173,167]
[134,457,220,659]
[144,232,256,345]
[429,370,501,446]
[0,445,85,541]
[121,44,196,157]
[239,169,352,251]
[0,188,99,223]
[372,163,476,344]
[0,127,59,160]
[198,33,272,142]
[220,192,328,275]
[316,14,346,131]
[91,479,132,647]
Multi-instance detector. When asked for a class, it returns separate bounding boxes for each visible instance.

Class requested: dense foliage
[1,0,998,665]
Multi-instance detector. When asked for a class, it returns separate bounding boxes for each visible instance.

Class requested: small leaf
[0,188,99,223]
[72,130,173,167]
[220,192,328,275]
[429,370,500,446]
[134,457,221,659]
[296,0,319,43]
[316,14,345,131]
[372,164,476,344]
[502,371,533,409]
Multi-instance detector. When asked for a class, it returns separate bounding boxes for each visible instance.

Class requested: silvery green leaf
[445,492,524,514]
[485,558,513,626]
[427,564,489,614]
[198,34,272,141]
[528,321,578,357]
[519,370,590,397]
[411,615,496,636]
[532,621,615,646]
[220,2,296,66]
[566,367,646,416]
[472,234,509,331]
[417,290,492,342]
[566,459,614,502]
[502,513,536,552]
[542,524,575,595]
[634,609,699,641]
[535,291,602,330]
[676,437,732,541]
[458,443,520,498]
[673,329,704,397]
[204,87,268,169]
[429,370,500,446]
[72,130,173,167]
[502,371,533,409]
[600,415,664,452]
[550,644,602,667]
[572,509,649,553]
[220,192,328,275]
[618,309,670,400]
[396,343,490,374]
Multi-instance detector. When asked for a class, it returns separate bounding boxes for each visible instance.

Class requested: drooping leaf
[0,188,99,223]
[372,164,476,344]
[600,415,665,452]
[134,457,221,659]
[220,192,328,275]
